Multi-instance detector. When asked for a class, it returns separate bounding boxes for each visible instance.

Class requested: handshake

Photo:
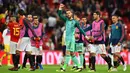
[85,36,95,43]
[31,37,40,48]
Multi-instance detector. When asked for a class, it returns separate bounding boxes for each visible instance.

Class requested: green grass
[0,65,129,73]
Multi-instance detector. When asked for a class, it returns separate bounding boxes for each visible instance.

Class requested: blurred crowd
[0,0,130,51]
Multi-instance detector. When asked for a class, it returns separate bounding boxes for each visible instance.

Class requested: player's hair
[82,16,87,19]
[27,14,32,17]
[17,9,25,15]
[10,16,16,21]
[93,11,100,16]
[10,15,16,18]
[112,14,119,18]
[66,9,73,13]
[33,16,38,19]
[74,11,80,18]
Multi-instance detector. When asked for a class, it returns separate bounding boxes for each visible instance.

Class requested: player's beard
[67,16,72,19]
[34,23,38,27]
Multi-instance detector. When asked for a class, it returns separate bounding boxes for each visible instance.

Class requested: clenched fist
[59,4,65,10]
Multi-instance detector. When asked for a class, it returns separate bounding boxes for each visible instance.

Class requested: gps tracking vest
[92,20,105,41]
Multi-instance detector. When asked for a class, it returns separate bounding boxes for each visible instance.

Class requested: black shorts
[62,46,66,56]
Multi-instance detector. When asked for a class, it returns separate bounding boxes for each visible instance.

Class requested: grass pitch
[0,65,129,73]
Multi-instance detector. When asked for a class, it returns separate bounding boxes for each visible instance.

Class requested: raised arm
[75,21,86,36]
[58,4,67,22]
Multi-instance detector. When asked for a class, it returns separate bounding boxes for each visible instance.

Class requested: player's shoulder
[100,19,104,22]
[117,23,122,26]
[8,22,12,25]
[111,23,115,26]
[74,19,80,24]
[8,22,13,27]
[3,29,7,33]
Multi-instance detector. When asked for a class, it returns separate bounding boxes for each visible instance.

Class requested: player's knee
[26,51,32,55]
[90,53,95,56]
[114,53,117,56]
[100,54,106,57]
[66,50,70,55]
[78,52,83,55]
[70,52,75,56]
[116,53,120,56]
[114,52,120,57]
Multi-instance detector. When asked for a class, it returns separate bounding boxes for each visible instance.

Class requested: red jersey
[19,16,24,28]
[8,22,20,42]
[0,32,3,44]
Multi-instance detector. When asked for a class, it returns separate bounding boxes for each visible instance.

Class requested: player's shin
[71,55,79,68]
[28,53,35,71]
[83,54,86,69]
[101,54,112,70]
[79,53,84,68]
[38,55,43,70]
[89,53,92,69]
[118,56,125,65]
[22,53,28,68]
[8,54,18,71]
[38,55,42,64]
[16,54,20,67]
[16,51,20,68]
[12,54,18,67]
[32,55,35,65]
[36,55,43,69]
[36,56,39,69]
[113,54,119,68]
[62,54,71,69]
[91,56,96,70]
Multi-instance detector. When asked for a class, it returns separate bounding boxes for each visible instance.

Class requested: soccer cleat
[87,69,96,72]
[35,63,39,69]
[71,66,78,70]
[18,64,21,69]
[108,66,112,72]
[34,66,39,69]
[108,67,112,72]
[74,68,82,72]
[88,65,92,70]
[123,64,127,71]
[108,64,112,71]
[56,68,65,72]
[8,67,18,71]
[111,68,117,72]
[29,67,35,71]
[38,64,43,70]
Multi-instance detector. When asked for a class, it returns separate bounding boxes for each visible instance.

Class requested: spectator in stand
[47,13,57,32]
[0,7,7,32]
[18,0,27,12]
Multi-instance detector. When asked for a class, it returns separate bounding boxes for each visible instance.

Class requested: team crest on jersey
[116,26,118,29]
